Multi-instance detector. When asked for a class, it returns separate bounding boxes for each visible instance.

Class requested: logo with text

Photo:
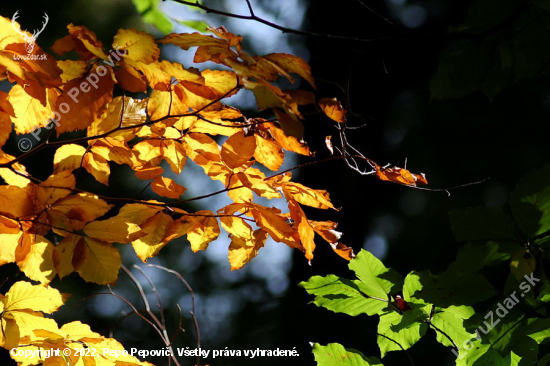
[11,10,48,60]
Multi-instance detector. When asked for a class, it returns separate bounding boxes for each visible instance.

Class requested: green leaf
[449,241,519,273]
[405,270,496,307]
[311,343,383,366]
[449,207,516,242]
[299,275,389,316]
[431,308,475,348]
[403,270,424,303]
[443,305,476,320]
[510,165,550,239]
[177,20,210,33]
[142,8,173,35]
[348,250,403,300]
[490,317,539,363]
[132,0,173,35]
[456,345,510,366]
[525,318,550,343]
[377,311,427,357]
[132,0,153,13]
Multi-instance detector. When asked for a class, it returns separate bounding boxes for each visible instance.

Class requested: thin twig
[147,264,201,366]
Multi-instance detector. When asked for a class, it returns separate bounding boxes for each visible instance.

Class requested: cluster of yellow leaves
[1,281,152,366]
[0,18,355,288]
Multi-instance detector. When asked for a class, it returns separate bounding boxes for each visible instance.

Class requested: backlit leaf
[151,176,186,199]
[319,97,346,123]
[72,237,121,285]
[312,343,382,366]
[113,28,159,64]
[221,131,256,169]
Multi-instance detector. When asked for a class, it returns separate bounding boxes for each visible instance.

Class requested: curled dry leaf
[319,97,346,123]
[375,164,428,187]
[325,135,333,155]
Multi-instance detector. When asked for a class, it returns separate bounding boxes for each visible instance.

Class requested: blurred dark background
[1,0,550,365]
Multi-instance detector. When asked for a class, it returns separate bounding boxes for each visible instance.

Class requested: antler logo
[11,10,49,54]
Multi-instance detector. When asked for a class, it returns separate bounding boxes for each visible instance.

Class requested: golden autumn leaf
[134,165,164,180]
[374,164,428,186]
[9,84,54,134]
[200,69,239,99]
[243,79,284,111]
[319,97,346,123]
[180,112,243,137]
[133,138,164,167]
[186,211,220,252]
[227,173,254,203]
[72,236,121,284]
[330,242,356,261]
[274,108,304,141]
[88,96,147,139]
[12,321,97,366]
[268,122,311,156]
[65,24,108,60]
[131,212,174,262]
[54,64,114,134]
[0,281,65,349]
[0,15,27,49]
[3,42,62,93]
[91,137,134,167]
[56,59,87,83]
[219,203,251,236]
[282,182,336,210]
[113,28,160,64]
[53,144,87,173]
[237,168,280,199]
[254,134,284,171]
[151,176,186,199]
[83,217,142,243]
[182,132,221,172]
[147,86,189,121]
[163,217,196,244]
[247,203,300,249]
[262,53,316,88]
[36,170,75,206]
[221,130,256,169]
[160,60,204,84]
[117,203,163,225]
[228,228,268,271]
[17,236,57,285]
[158,32,228,50]
[84,337,143,365]
[309,220,355,260]
[0,151,30,188]
[50,193,113,229]
[163,140,187,174]
[83,151,111,185]
[128,60,172,91]
[0,185,35,218]
[115,61,148,92]
[0,91,14,148]
[13,321,143,366]
[283,187,316,262]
